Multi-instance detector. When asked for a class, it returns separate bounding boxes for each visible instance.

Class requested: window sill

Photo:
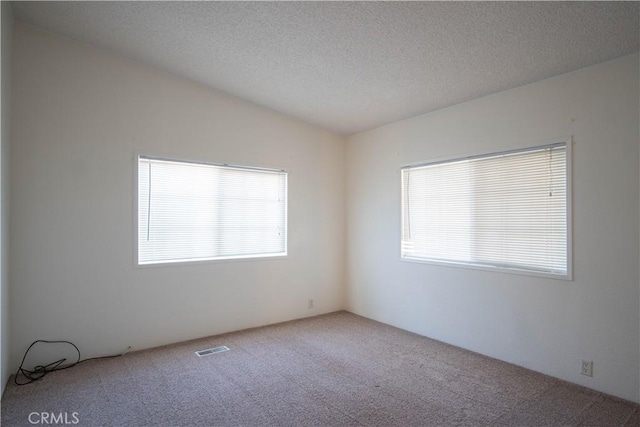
[400,256,572,281]
[136,253,288,268]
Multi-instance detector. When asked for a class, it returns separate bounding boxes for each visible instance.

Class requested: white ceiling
[11,1,640,135]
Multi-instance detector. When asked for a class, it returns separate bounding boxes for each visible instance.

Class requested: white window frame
[134,154,288,267]
[400,138,572,280]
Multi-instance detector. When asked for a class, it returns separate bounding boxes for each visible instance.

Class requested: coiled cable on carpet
[14,340,130,386]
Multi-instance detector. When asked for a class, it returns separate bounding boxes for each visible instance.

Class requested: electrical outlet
[308,299,314,309]
[581,359,593,377]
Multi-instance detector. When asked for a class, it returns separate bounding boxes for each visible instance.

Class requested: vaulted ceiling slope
[11,1,640,135]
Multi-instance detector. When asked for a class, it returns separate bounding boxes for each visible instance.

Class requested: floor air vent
[195,346,230,357]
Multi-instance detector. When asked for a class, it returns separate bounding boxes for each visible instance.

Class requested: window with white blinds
[137,156,287,265]
[401,141,570,278]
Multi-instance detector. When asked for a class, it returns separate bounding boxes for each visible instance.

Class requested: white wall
[10,22,346,368]
[346,54,640,402]
[1,1,13,394]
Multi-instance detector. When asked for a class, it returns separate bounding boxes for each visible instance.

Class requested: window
[137,156,287,265]
[401,140,570,278]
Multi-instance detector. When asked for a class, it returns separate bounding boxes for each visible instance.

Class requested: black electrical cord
[14,340,129,386]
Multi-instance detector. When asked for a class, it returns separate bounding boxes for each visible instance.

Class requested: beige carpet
[2,311,638,426]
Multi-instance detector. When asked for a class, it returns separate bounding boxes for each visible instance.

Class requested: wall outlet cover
[581,359,593,377]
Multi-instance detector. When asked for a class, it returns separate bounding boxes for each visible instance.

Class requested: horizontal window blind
[138,156,287,265]
[401,142,569,277]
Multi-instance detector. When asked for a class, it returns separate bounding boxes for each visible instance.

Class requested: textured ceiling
[11,1,640,135]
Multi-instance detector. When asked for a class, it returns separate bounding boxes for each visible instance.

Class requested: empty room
[0,1,639,426]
